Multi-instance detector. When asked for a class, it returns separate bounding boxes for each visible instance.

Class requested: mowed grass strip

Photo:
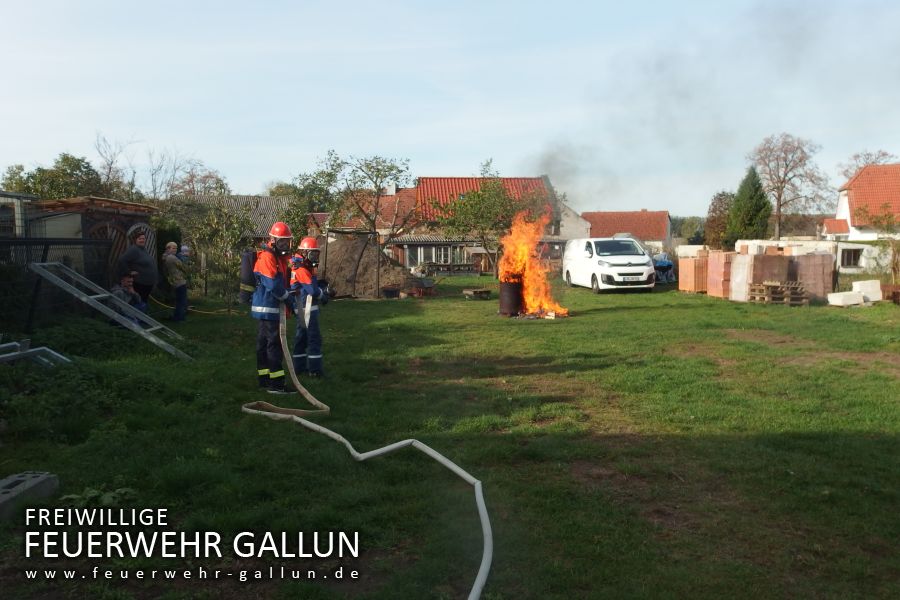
[1,276,898,599]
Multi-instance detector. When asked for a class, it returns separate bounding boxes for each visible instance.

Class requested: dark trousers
[173,284,188,321]
[134,282,153,303]
[293,310,323,375]
[256,319,286,390]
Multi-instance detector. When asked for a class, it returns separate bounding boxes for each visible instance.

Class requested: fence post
[25,242,51,333]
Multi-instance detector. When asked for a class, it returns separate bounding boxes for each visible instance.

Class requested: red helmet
[298,237,318,250]
[269,221,292,238]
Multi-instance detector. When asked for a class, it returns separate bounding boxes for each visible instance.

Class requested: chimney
[383,182,397,196]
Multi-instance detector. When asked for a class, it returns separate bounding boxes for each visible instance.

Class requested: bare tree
[170,162,231,196]
[145,149,201,200]
[94,133,141,200]
[838,149,898,182]
[749,133,832,240]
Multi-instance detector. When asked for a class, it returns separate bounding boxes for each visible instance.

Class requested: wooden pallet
[749,281,809,306]
[463,288,491,300]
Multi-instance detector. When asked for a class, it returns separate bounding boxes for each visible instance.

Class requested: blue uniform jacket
[251,249,292,321]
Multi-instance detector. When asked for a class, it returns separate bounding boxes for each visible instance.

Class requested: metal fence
[0,238,113,332]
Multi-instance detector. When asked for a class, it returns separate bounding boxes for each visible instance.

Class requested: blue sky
[2,0,898,216]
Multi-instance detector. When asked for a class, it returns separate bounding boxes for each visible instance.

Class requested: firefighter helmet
[269,221,292,238]
[297,236,321,266]
[298,237,318,250]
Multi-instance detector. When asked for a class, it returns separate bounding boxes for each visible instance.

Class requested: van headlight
[597,259,611,267]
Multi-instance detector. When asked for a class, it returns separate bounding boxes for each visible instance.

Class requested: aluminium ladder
[27,262,192,361]
[0,337,71,367]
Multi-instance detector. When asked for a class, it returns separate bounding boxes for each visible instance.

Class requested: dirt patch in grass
[724,328,900,379]
[672,341,739,368]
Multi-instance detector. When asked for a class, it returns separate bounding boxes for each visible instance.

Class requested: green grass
[1,278,899,599]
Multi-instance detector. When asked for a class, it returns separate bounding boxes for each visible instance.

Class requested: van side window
[584,242,593,257]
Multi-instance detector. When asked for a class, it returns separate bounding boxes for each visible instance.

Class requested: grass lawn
[1,276,899,599]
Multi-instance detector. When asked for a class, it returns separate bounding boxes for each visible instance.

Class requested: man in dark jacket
[115,231,158,303]
[251,222,295,394]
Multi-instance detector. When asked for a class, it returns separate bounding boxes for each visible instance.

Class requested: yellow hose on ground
[241,298,492,599]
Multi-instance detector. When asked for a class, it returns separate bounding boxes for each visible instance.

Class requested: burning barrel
[498,278,523,316]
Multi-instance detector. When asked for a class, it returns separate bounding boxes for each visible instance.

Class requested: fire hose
[241,297,493,599]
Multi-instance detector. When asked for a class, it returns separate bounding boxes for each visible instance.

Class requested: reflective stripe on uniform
[257,369,270,376]
[308,305,319,312]
[252,306,280,314]
[269,370,285,378]
[308,354,323,359]
[292,354,307,358]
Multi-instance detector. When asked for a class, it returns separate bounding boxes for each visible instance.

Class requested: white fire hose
[241,298,493,599]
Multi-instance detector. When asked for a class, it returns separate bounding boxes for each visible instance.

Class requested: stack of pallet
[678,256,708,292]
[707,251,735,298]
[748,280,810,306]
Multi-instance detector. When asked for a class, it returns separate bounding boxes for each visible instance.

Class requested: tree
[144,148,197,200]
[725,167,772,247]
[672,216,704,244]
[94,134,143,201]
[1,153,104,199]
[196,200,254,309]
[855,204,900,284]
[341,154,412,297]
[170,163,231,196]
[704,191,734,249]
[749,133,832,240]
[838,149,898,182]
[266,181,301,197]
[276,150,347,238]
[435,160,544,275]
[1,165,28,192]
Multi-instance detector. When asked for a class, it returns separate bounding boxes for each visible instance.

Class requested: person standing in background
[162,241,188,321]
[116,231,158,304]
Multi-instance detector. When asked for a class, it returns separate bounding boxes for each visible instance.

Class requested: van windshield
[594,240,643,256]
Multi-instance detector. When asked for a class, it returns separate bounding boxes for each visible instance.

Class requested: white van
[562,238,656,292]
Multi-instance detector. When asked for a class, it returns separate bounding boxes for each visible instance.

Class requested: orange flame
[498,210,568,316]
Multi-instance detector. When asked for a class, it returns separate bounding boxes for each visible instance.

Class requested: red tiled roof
[822,218,849,234]
[416,177,548,221]
[308,212,330,227]
[840,163,900,226]
[580,210,670,241]
[334,187,419,231]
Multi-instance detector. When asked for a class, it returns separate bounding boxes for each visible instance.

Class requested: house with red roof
[326,175,588,273]
[395,175,587,272]
[580,209,672,251]
[826,163,900,241]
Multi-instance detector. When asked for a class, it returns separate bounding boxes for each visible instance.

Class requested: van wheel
[591,275,600,294]
[565,271,572,287]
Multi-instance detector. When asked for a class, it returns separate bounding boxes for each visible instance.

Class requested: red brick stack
[707,251,735,298]
[678,257,708,292]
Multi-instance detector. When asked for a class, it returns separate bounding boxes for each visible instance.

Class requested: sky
[2,0,899,216]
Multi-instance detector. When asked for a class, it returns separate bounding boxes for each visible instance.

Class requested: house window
[406,246,418,267]
[452,246,465,263]
[840,248,862,267]
[435,246,450,264]
[422,246,434,263]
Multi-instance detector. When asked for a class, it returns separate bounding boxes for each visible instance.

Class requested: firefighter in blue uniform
[290,236,327,377]
[252,221,295,394]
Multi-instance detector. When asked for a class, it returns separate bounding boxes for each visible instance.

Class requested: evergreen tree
[725,166,771,248]
[705,191,734,249]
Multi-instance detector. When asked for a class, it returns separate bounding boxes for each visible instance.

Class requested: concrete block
[851,280,883,302]
[827,292,865,307]
[0,471,60,521]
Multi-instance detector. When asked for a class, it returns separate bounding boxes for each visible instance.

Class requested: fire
[498,210,568,316]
